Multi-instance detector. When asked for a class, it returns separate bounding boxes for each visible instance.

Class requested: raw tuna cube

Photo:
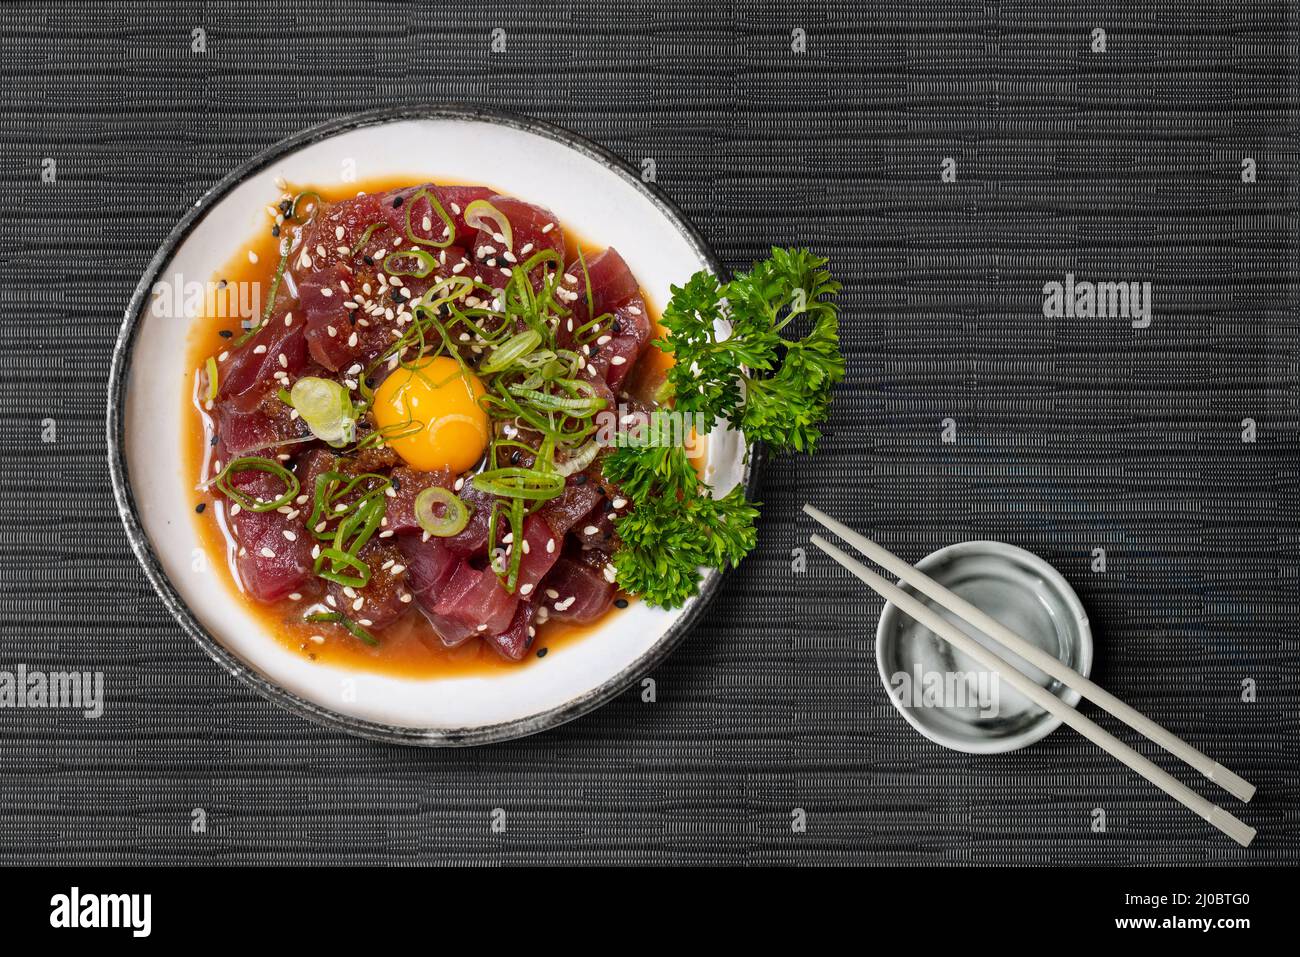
[514,514,563,595]
[488,600,538,661]
[472,195,565,269]
[218,310,308,401]
[441,485,494,555]
[227,472,314,602]
[325,541,410,629]
[437,185,497,247]
[397,534,460,604]
[299,263,357,371]
[426,562,518,645]
[538,475,604,538]
[540,556,615,623]
[560,247,640,338]
[216,386,309,460]
[582,295,651,391]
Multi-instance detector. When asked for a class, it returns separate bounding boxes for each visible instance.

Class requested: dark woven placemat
[0,0,1295,865]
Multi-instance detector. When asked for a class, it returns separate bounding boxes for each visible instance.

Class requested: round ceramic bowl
[108,106,755,746]
[875,541,1092,754]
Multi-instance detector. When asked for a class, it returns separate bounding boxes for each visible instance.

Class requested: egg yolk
[371,356,489,473]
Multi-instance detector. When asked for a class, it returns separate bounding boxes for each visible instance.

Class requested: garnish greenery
[606,247,843,608]
[659,246,844,453]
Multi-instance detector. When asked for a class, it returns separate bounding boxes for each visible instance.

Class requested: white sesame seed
[390,564,406,575]
[259,547,275,558]
[546,538,555,554]
[612,498,627,509]
[335,226,345,240]
[583,525,599,536]
[253,344,267,354]
[542,222,554,233]
[546,588,559,599]
[610,356,626,365]
[282,530,297,541]
[320,287,332,298]
[288,593,302,601]
[352,597,364,611]
[247,250,258,263]
[309,634,325,644]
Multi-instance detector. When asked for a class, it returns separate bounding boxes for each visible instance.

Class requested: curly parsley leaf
[607,247,840,608]
[611,484,759,608]
[659,247,844,453]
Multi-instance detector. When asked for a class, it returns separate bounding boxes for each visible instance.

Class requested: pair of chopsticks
[804,504,1257,848]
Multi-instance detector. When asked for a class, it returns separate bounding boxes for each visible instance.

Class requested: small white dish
[108,107,754,746]
[875,541,1092,754]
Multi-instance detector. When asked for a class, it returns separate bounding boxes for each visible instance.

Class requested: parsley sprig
[606,247,843,608]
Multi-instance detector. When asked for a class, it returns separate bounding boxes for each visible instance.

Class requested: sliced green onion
[204,356,219,401]
[349,221,389,257]
[313,548,370,587]
[463,199,514,252]
[555,440,600,477]
[304,611,379,647]
[508,386,606,416]
[414,487,471,537]
[332,494,386,562]
[214,457,300,512]
[290,376,356,447]
[383,249,437,278]
[473,467,565,501]
[480,330,542,374]
[405,188,455,249]
[306,471,390,539]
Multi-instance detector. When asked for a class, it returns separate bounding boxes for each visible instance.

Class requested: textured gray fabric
[0,0,1295,865]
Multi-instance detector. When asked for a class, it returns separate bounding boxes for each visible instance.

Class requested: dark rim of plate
[106,105,761,747]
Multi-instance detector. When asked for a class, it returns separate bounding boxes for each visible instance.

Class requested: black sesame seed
[209,434,219,447]
[279,199,292,215]
[614,598,628,609]
[271,225,280,238]
[611,320,622,334]
[392,293,406,304]
[195,502,206,514]
[218,329,233,339]
[393,196,404,208]
[536,647,548,658]
[596,486,606,496]
[390,476,402,491]
[363,256,374,266]
[574,474,587,485]
[365,377,375,388]
[510,450,521,465]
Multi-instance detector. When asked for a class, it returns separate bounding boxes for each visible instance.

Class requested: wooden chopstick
[808,533,1256,847]
[804,504,1255,805]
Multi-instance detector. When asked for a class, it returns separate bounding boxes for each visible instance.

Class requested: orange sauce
[183,175,678,678]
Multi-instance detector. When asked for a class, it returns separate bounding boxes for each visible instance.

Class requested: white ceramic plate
[108,107,755,745]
